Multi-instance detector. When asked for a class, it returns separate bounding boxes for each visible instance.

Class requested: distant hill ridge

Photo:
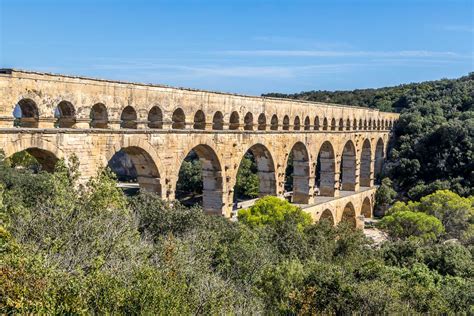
[263,73,474,113]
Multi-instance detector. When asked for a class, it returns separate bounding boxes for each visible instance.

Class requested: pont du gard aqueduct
[0,69,399,227]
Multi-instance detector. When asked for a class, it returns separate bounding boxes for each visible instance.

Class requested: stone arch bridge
[0,69,398,226]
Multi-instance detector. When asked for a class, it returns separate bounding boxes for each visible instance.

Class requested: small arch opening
[283,115,290,130]
[322,118,328,131]
[229,111,240,130]
[120,106,137,129]
[320,209,334,226]
[212,111,224,130]
[314,116,320,130]
[90,103,108,128]
[172,108,186,129]
[148,106,163,129]
[13,98,39,128]
[55,101,76,128]
[194,110,206,130]
[270,115,278,130]
[244,112,253,130]
[361,197,372,219]
[304,116,311,130]
[294,116,301,130]
[341,202,356,228]
[258,113,266,130]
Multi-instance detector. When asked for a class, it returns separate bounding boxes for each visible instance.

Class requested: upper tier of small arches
[12,98,397,131]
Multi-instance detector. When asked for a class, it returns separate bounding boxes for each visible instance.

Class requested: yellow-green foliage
[379,210,444,241]
[382,190,473,240]
[238,196,312,230]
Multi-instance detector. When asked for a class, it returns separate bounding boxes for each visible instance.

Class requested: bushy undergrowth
[1,157,473,314]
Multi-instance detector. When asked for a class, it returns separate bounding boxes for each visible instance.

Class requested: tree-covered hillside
[265,74,474,199]
[263,73,474,113]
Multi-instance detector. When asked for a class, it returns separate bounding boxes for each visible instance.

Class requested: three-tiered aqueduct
[0,69,399,227]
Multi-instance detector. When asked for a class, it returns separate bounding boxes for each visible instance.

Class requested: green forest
[1,74,473,314]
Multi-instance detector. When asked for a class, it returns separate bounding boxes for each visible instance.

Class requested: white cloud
[441,25,474,33]
[91,62,361,79]
[219,50,468,58]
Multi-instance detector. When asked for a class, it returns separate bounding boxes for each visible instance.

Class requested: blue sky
[1,0,473,95]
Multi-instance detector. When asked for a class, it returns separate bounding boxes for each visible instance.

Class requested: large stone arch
[316,141,336,197]
[4,137,65,172]
[341,202,356,228]
[374,138,384,182]
[361,196,372,219]
[178,144,224,214]
[106,139,164,196]
[236,143,277,198]
[360,139,372,187]
[55,100,76,128]
[340,140,357,191]
[286,141,311,203]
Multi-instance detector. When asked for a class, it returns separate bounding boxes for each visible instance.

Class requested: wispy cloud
[251,36,352,49]
[218,50,469,58]
[441,25,474,33]
[91,61,361,79]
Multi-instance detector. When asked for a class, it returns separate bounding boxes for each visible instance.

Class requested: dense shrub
[1,155,472,314]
